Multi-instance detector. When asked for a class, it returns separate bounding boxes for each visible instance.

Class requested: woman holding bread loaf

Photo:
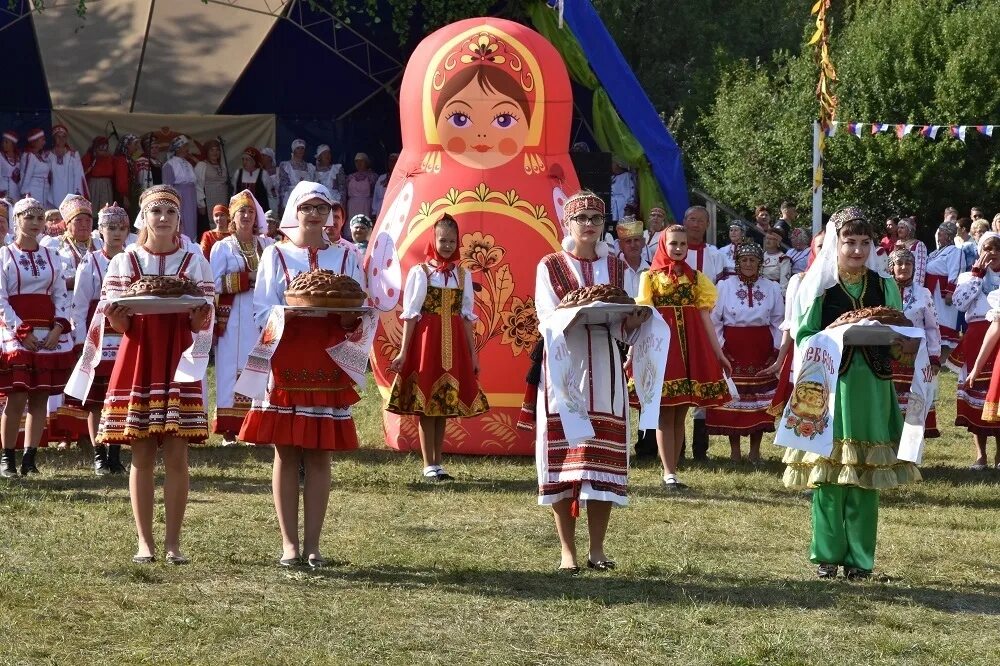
[238,180,367,569]
[75,184,215,564]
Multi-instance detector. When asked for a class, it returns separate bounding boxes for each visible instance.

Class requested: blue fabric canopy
[551,0,690,219]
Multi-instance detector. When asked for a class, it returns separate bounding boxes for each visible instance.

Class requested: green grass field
[1,373,999,665]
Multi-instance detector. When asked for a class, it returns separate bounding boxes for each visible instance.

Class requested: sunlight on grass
[1,372,999,665]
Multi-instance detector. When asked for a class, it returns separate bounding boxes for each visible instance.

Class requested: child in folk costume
[638,225,731,490]
[210,190,274,445]
[950,232,1000,469]
[387,213,489,481]
[200,204,231,261]
[924,221,962,349]
[889,247,942,438]
[62,203,131,474]
[0,198,76,477]
[706,241,784,462]
[782,207,919,579]
[75,185,214,563]
[237,181,368,568]
[534,191,652,574]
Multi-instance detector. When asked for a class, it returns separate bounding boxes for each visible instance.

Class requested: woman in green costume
[782,206,920,579]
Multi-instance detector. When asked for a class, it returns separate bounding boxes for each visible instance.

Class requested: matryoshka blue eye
[492,113,519,129]
[447,112,471,128]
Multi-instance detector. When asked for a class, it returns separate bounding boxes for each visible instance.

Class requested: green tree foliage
[693,0,1000,222]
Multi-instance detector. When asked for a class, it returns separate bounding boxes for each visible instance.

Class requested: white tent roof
[32,0,290,114]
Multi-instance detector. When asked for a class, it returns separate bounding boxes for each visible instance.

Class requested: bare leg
[25,392,48,448]
[973,434,988,466]
[433,417,446,466]
[585,500,612,563]
[418,416,436,468]
[302,448,332,560]
[273,445,302,560]
[729,435,742,461]
[673,408,688,468]
[748,432,763,462]
[129,439,157,559]
[1,391,28,450]
[162,437,190,557]
[87,408,100,445]
[552,498,577,569]
[656,407,677,477]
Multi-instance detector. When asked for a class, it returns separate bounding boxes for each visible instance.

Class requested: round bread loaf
[829,305,912,328]
[557,284,635,309]
[285,269,366,308]
[125,276,203,298]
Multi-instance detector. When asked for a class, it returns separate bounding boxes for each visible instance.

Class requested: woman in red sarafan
[0,198,76,477]
[238,180,368,569]
[84,185,215,564]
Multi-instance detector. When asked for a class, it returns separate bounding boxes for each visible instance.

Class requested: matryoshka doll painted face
[368,18,579,456]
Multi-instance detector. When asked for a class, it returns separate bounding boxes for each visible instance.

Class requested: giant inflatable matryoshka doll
[368,18,579,455]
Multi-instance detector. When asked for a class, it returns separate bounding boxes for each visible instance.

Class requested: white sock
[664,473,678,484]
[423,466,438,477]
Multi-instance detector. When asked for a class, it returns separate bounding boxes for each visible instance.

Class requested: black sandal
[557,566,581,577]
[816,563,839,578]
[587,559,616,571]
[132,555,155,564]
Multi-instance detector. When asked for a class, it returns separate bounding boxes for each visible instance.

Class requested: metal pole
[811,120,823,235]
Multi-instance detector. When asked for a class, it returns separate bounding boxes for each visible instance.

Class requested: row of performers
[522,198,1000,577]
[3,181,999,576]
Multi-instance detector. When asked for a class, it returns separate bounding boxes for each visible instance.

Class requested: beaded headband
[888,247,914,266]
[564,190,605,218]
[98,202,130,227]
[139,185,182,216]
[59,194,93,225]
[13,197,44,218]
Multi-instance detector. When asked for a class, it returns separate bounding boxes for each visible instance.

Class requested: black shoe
[692,419,709,460]
[817,563,839,579]
[436,470,455,481]
[132,555,156,564]
[0,449,17,479]
[94,445,111,476]
[662,478,689,492]
[107,445,127,475]
[307,555,327,569]
[556,566,581,577]
[279,556,301,567]
[634,430,656,459]
[20,447,39,476]
[844,567,872,580]
[587,559,617,571]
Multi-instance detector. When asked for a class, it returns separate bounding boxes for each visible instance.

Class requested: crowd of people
[2,125,1000,578]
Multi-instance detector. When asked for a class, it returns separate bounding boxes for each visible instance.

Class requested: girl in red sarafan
[637,225,731,491]
[387,213,489,481]
[81,185,215,564]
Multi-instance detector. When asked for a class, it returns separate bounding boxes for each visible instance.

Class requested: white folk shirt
[761,250,791,293]
[70,249,124,365]
[0,151,20,200]
[19,151,51,205]
[315,165,346,203]
[685,242,724,284]
[253,241,364,328]
[609,171,636,221]
[711,275,783,349]
[618,253,649,298]
[953,269,1000,325]
[642,230,661,265]
[900,282,941,360]
[47,149,87,208]
[905,239,929,288]
[58,236,104,288]
[400,264,477,321]
[211,234,275,409]
[0,242,73,356]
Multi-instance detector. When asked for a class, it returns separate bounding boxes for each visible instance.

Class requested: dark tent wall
[219,2,406,175]
[0,2,52,135]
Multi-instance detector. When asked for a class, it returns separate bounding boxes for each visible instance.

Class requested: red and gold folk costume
[387,256,489,418]
[638,234,728,407]
[87,187,216,444]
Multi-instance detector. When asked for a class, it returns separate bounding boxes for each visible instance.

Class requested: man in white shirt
[683,205,724,460]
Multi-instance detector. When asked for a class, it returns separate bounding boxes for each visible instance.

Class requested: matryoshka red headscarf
[649,224,696,281]
[424,213,461,275]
